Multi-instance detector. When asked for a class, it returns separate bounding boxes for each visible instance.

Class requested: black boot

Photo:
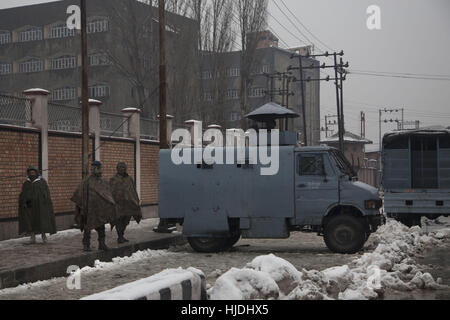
[98,239,109,251]
[117,228,129,244]
[96,226,109,251]
[83,231,92,252]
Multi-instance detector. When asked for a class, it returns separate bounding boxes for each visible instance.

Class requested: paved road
[0,225,448,300]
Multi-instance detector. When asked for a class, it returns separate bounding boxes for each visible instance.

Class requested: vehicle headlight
[365,200,381,210]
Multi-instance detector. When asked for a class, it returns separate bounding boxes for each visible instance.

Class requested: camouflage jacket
[110,173,142,223]
[71,175,118,231]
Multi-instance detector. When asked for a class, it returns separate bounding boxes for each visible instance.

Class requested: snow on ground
[0,218,160,249]
[208,219,450,300]
[0,248,175,296]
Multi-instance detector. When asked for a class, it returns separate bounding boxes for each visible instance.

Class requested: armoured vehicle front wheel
[187,237,229,253]
[323,215,367,254]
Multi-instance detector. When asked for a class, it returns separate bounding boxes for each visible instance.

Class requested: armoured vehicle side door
[294,152,339,225]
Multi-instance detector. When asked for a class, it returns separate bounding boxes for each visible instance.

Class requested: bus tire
[324,215,367,254]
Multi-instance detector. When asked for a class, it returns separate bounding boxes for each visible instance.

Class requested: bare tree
[107,0,158,118]
[236,0,268,129]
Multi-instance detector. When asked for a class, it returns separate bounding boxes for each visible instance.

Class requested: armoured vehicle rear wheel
[187,237,229,253]
[224,233,241,250]
[324,215,367,254]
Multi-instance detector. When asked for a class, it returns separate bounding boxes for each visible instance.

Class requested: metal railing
[0,94,32,127]
[140,117,159,140]
[100,111,128,137]
[48,102,81,132]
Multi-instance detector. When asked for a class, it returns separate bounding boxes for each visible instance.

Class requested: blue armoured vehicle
[159,143,384,254]
[382,128,450,227]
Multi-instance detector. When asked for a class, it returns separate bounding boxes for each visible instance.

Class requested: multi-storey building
[0,0,197,119]
[201,31,321,145]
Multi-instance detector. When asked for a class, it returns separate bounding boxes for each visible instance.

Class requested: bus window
[411,136,438,189]
[384,135,409,149]
[439,136,450,149]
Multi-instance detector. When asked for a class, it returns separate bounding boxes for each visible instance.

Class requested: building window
[19,58,43,73]
[253,64,271,75]
[249,87,265,98]
[19,27,43,42]
[0,31,11,45]
[202,70,212,79]
[49,24,75,39]
[203,92,212,102]
[226,89,239,100]
[89,52,110,66]
[226,68,240,77]
[89,84,110,98]
[51,87,77,101]
[51,55,77,70]
[87,19,109,34]
[0,63,12,75]
[230,111,240,121]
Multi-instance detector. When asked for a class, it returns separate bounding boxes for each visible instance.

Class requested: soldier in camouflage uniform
[71,161,118,252]
[110,162,142,243]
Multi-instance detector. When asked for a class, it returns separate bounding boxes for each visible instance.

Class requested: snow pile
[208,267,279,300]
[247,254,302,295]
[209,219,449,300]
[82,267,203,300]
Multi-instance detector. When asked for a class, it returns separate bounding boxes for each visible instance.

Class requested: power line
[267,10,309,47]
[348,71,450,81]
[271,0,314,46]
[349,69,450,78]
[276,0,335,53]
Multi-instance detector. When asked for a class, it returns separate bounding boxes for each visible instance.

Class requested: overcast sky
[1,0,449,149]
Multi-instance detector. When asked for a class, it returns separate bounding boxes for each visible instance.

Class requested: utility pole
[333,52,344,152]
[154,0,174,233]
[290,50,347,148]
[338,57,348,134]
[360,111,366,138]
[159,0,168,150]
[81,0,89,178]
[297,54,307,146]
[322,114,338,138]
[378,107,405,169]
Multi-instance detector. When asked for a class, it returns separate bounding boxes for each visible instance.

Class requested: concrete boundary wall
[0,88,167,240]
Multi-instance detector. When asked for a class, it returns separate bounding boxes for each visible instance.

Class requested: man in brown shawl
[110,162,142,243]
[18,166,57,244]
[71,161,118,252]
